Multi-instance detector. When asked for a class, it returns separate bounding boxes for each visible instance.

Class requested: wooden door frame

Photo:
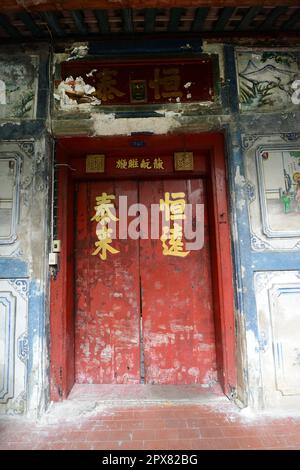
[50,133,236,400]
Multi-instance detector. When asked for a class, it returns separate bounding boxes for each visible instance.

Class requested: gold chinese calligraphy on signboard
[149,68,183,100]
[95,69,125,102]
[159,192,190,258]
[115,158,165,170]
[91,192,119,261]
[61,58,214,106]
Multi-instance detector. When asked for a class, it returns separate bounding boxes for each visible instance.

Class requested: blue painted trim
[223,44,263,338]
[0,121,46,140]
[38,49,51,90]
[35,50,50,120]
[0,294,14,400]
[225,124,259,334]
[27,280,46,396]
[0,259,28,278]
[223,44,239,114]
[89,39,203,56]
[277,286,300,294]
[36,89,49,120]
[251,252,300,271]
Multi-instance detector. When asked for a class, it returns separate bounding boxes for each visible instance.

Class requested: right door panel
[139,179,217,385]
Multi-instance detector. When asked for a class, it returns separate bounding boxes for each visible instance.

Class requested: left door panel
[75,181,140,384]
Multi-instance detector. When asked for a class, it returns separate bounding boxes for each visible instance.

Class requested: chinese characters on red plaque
[60,58,214,106]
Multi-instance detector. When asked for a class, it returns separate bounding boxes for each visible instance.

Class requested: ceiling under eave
[0,4,299,43]
[0,1,299,11]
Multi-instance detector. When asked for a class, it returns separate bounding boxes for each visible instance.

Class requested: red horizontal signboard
[60,57,214,106]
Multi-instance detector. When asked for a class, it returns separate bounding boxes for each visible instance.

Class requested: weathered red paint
[140,179,217,384]
[50,168,75,400]
[75,181,140,384]
[207,137,236,394]
[50,133,236,399]
[74,177,216,385]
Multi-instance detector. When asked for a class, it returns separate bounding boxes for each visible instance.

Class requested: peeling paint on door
[75,178,217,385]
[140,179,217,385]
[75,181,140,384]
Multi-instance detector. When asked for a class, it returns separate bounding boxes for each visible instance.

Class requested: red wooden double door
[75,178,217,385]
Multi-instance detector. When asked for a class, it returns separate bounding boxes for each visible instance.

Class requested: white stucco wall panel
[0,279,28,414]
[255,271,300,408]
[243,134,300,251]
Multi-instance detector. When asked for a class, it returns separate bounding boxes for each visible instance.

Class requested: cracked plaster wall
[0,45,51,417]
[1,41,300,415]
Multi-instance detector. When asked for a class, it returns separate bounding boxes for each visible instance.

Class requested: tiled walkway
[1,390,299,450]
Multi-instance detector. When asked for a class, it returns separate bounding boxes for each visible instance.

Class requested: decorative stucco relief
[243,134,300,251]
[0,55,39,119]
[0,140,47,258]
[0,279,28,414]
[255,271,300,408]
[236,49,300,113]
[0,154,21,245]
[0,291,16,404]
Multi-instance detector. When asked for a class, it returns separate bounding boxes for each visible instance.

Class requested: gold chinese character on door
[91,192,119,261]
[159,192,190,258]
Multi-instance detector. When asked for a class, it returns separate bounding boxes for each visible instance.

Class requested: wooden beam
[258,6,288,30]
[168,7,184,32]
[17,11,43,36]
[191,7,209,32]
[94,9,110,34]
[0,13,22,38]
[122,8,133,33]
[0,2,298,14]
[214,7,235,31]
[282,7,300,30]
[144,8,157,33]
[42,11,64,37]
[236,6,261,31]
[88,37,203,56]
[71,10,87,35]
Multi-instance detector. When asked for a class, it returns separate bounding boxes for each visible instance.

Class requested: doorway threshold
[68,383,223,405]
[44,383,233,426]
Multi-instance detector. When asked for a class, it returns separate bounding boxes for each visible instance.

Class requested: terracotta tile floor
[0,392,299,450]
